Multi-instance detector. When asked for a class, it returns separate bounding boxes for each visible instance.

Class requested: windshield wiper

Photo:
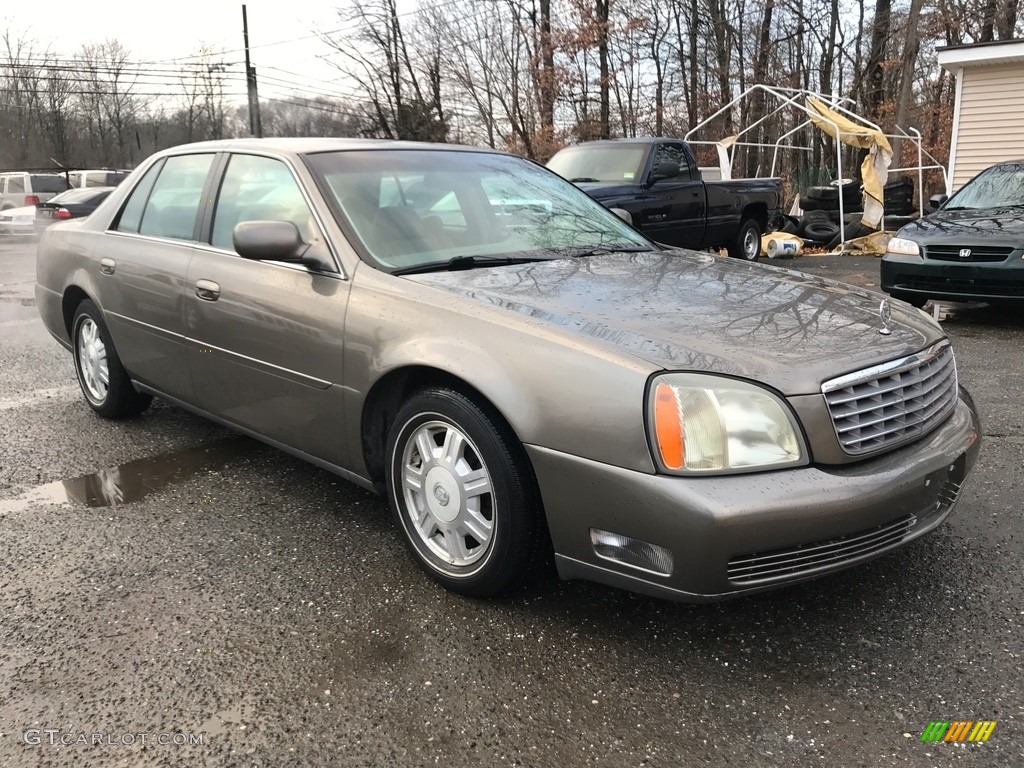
[555,244,657,258]
[569,177,600,183]
[391,254,554,276]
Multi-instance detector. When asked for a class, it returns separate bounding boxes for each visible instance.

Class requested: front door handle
[194,279,221,301]
[99,257,116,275]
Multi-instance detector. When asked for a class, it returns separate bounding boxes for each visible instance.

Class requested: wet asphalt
[0,238,1022,767]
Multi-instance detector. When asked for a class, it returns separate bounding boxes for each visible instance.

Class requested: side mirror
[234,220,310,263]
[609,207,633,225]
[929,193,949,210]
[649,161,680,183]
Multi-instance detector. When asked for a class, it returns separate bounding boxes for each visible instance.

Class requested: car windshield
[546,145,647,183]
[304,149,653,271]
[945,164,1024,209]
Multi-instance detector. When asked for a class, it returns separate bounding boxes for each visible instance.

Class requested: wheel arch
[740,202,769,232]
[360,365,530,487]
[61,284,92,336]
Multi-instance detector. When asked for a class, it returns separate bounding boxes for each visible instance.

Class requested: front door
[184,152,352,466]
[638,142,707,248]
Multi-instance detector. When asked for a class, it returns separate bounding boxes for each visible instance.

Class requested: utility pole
[242,4,262,137]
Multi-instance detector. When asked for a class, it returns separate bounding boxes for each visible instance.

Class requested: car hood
[899,206,1024,246]
[407,250,942,395]
[572,181,639,200]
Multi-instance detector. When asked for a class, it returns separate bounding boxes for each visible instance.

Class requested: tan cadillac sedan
[36,139,981,602]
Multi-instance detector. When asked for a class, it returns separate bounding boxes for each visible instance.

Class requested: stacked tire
[798,209,840,245]
[884,176,916,215]
[800,179,864,224]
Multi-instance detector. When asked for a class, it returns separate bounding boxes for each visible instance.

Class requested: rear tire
[72,299,152,418]
[385,387,546,597]
[727,218,761,261]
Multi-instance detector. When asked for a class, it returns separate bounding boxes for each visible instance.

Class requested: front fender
[342,267,658,476]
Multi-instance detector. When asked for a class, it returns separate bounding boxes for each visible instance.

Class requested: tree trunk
[891,0,925,164]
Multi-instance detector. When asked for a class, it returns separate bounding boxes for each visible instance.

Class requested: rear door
[638,142,707,248]
[184,152,352,466]
[98,152,217,400]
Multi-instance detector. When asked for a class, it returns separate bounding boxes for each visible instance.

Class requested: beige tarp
[806,97,892,229]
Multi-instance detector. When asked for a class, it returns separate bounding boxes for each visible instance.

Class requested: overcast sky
[2,0,396,103]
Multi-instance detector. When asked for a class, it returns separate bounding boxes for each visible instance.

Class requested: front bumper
[527,393,981,602]
[881,252,1024,302]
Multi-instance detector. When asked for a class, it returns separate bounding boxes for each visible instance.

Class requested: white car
[0,205,36,236]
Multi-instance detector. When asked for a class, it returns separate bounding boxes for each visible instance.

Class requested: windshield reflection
[304,150,653,272]
[946,163,1024,210]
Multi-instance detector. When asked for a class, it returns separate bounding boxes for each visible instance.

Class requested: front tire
[728,218,761,261]
[72,299,152,418]
[385,387,545,597]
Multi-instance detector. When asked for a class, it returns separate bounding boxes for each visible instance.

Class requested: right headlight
[886,236,920,256]
[648,373,807,475]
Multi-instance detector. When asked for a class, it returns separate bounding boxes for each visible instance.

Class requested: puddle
[0,437,254,514]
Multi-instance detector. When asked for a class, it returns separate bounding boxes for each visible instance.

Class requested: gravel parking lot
[1,237,1021,767]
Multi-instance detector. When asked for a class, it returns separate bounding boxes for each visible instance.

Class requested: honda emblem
[959,248,972,258]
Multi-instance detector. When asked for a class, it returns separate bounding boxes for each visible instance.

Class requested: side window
[115,160,165,233]
[210,154,326,255]
[8,176,24,194]
[652,144,691,179]
[137,154,215,241]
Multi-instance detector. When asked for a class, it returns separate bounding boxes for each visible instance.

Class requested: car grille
[727,515,917,583]
[925,244,1014,262]
[902,276,1024,297]
[821,342,957,456]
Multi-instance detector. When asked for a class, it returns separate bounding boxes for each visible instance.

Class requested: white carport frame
[684,85,948,250]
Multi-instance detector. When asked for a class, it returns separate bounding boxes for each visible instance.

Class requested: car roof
[154,137,512,157]
[556,137,670,148]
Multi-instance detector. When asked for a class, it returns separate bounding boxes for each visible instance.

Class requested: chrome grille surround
[822,342,958,457]
[924,244,1014,262]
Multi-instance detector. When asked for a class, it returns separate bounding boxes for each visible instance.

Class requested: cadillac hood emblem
[878,299,893,335]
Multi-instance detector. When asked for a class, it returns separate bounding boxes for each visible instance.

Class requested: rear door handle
[99,257,115,275]
[194,279,221,301]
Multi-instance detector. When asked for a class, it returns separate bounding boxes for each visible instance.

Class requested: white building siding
[952,64,1024,190]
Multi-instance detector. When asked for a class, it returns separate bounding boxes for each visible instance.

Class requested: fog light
[590,528,674,576]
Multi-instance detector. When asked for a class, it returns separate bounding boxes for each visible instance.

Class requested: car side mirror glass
[233,220,310,263]
[650,161,680,183]
[929,193,949,210]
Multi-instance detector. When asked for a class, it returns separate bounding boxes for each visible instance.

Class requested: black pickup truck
[547,138,783,260]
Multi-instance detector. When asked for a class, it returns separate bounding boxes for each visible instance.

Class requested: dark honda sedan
[881,160,1024,306]
[36,138,981,602]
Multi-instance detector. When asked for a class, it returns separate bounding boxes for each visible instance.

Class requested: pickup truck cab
[547,138,782,260]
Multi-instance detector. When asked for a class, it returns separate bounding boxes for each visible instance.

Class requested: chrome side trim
[184,337,333,390]
[106,311,187,343]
